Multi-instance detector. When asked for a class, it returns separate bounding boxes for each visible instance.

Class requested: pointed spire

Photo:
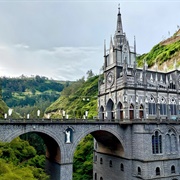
[104,39,106,56]
[134,36,136,54]
[160,75,163,83]
[110,35,113,49]
[174,59,177,70]
[150,73,153,82]
[116,4,123,34]
[140,72,143,81]
[155,73,158,82]
[169,74,173,82]
[143,59,148,70]
[166,75,169,85]
[133,59,137,71]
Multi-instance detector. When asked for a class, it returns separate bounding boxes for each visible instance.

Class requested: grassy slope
[137,33,180,69]
[0,99,8,119]
[45,75,99,119]
[1,76,69,118]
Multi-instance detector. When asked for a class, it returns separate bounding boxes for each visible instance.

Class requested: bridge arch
[71,125,125,159]
[3,126,66,180]
[4,128,65,161]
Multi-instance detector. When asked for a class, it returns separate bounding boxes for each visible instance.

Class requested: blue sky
[0,0,180,80]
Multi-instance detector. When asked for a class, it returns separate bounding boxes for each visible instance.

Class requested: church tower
[96,5,180,180]
[100,5,136,120]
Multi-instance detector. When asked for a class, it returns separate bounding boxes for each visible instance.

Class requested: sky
[0,0,180,81]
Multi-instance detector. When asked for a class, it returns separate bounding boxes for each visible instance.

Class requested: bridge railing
[0,118,180,124]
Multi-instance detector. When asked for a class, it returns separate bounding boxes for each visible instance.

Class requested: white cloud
[0,43,102,80]
[0,1,180,80]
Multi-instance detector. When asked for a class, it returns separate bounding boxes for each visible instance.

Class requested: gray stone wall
[94,123,180,180]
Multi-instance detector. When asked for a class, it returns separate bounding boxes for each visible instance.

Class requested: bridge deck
[0,118,180,125]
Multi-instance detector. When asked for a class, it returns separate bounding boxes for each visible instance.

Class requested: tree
[86,70,94,79]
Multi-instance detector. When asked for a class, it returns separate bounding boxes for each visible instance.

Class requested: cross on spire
[116,4,123,34]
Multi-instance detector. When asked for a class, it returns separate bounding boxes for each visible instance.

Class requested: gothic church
[94,6,180,180]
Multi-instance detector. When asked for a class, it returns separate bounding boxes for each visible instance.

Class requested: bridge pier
[60,163,73,180]
[45,159,73,180]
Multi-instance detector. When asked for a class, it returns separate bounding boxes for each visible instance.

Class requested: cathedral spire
[104,39,106,56]
[116,4,123,34]
[110,35,113,49]
[134,36,136,54]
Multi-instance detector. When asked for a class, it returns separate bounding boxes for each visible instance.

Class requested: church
[94,6,180,180]
[98,6,179,122]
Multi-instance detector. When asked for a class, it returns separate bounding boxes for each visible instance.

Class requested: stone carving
[65,129,71,143]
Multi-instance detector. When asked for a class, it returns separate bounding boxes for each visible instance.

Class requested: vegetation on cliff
[45,75,99,119]
[1,75,68,118]
[73,134,93,180]
[137,31,180,69]
[0,137,49,180]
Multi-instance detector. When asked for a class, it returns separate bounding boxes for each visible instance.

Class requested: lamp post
[8,108,13,122]
[47,113,51,119]
[85,111,88,119]
[62,110,66,119]
[37,109,40,119]
[4,113,7,120]
[66,114,69,119]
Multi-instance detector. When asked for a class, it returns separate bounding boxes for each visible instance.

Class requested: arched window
[99,106,105,120]
[100,177,103,180]
[106,99,115,120]
[156,167,160,176]
[166,129,177,154]
[148,96,156,115]
[171,165,176,174]
[129,104,134,120]
[152,131,162,154]
[169,98,177,116]
[138,167,141,175]
[165,134,171,154]
[120,163,124,171]
[159,97,167,115]
[94,155,97,162]
[171,134,178,153]
[100,158,103,164]
[139,104,144,119]
[94,173,97,180]
[109,160,112,167]
[117,102,123,120]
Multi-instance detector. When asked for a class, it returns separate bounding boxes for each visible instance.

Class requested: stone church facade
[94,6,180,180]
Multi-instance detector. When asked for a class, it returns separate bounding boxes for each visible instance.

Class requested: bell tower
[103,5,136,91]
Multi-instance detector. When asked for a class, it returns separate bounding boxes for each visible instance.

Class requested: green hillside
[45,75,99,119]
[0,137,49,180]
[137,30,180,69]
[0,99,9,119]
[1,75,69,118]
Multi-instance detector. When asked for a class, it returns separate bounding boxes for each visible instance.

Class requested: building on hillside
[98,6,180,122]
[94,6,180,180]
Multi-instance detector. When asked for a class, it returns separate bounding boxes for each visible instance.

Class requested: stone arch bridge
[1,119,178,180]
[0,119,129,180]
